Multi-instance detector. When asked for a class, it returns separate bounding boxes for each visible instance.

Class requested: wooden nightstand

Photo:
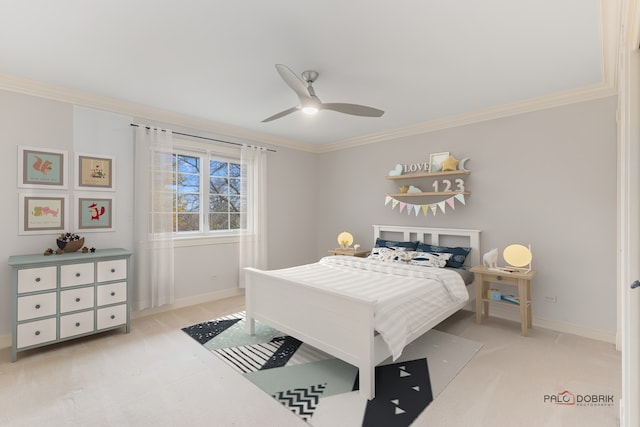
[470,265,537,336]
[327,248,370,257]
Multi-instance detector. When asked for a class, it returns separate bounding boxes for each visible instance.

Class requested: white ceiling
[0,1,616,149]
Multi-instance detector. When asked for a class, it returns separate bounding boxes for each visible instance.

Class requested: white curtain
[239,145,268,287]
[133,126,175,310]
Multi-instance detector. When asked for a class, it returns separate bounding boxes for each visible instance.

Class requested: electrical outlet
[544,295,557,303]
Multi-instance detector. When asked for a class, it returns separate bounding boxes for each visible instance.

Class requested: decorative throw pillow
[408,252,452,268]
[374,238,419,251]
[417,243,471,268]
[369,247,404,262]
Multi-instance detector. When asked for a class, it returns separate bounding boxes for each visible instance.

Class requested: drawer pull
[75,273,81,277]
[35,330,40,336]
[35,277,41,283]
[110,314,116,320]
[35,304,41,309]
[75,297,81,302]
[496,275,503,281]
[75,322,80,327]
[111,268,116,273]
[110,291,116,297]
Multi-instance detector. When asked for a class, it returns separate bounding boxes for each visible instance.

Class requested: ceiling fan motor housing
[301,70,319,84]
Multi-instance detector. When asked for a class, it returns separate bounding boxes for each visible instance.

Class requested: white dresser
[8,248,132,362]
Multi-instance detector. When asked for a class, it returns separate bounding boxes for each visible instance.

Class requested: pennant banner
[384,193,467,216]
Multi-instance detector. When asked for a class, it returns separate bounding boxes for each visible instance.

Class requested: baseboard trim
[131,288,244,319]
[479,303,617,344]
[0,288,245,350]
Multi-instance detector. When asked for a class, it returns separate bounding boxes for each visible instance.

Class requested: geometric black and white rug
[182,312,482,427]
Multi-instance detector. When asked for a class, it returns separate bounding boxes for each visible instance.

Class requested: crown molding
[0,73,316,153]
[0,68,619,157]
[315,83,617,153]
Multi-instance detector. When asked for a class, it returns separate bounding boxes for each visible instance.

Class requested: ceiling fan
[261,64,384,122]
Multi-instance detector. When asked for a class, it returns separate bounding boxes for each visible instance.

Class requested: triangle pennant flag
[392,199,399,210]
[455,193,466,205]
[385,195,392,206]
[414,205,421,216]
[430,204,438,216]
[422,205,429,216]
[406,204,414,215]
[446,197,456,210]
[399,202,406,213]
[438,201,446,213]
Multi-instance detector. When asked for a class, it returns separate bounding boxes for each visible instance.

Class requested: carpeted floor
[182,312,482,427]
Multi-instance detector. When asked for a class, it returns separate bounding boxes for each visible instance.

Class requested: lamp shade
[503,244,532,268]
[337,232,354,248]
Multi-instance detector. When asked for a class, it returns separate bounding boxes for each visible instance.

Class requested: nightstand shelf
[470,265,537,336]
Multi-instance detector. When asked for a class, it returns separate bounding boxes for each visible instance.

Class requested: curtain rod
[129,123,276,153]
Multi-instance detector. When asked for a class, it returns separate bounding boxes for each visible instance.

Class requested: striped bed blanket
[257,256,469,360]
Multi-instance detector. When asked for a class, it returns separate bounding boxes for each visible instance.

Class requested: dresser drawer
[17,266,57,294]
[97,304,127,330]
[17,318,57,349]
[60,311,94,339]
[97,259,127,282]
[60,287,94,313]
[17,292,57,321]
[60,263,94,288]
[97,282,127,306]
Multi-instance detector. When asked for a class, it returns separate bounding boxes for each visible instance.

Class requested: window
[171,145,244,236]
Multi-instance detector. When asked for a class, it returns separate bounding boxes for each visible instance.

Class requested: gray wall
[0,89,618,343]
[316,96,618,335]
[0,90,318,342]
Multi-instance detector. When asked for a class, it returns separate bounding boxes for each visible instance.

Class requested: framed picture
[18,146,68,189]
[76,195,114,232]
[429,152,450,173]
[19,193,68,235]
[75,153,115,191]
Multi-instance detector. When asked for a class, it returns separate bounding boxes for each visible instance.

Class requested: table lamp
[337,232,354,249]
[502,244,532,272]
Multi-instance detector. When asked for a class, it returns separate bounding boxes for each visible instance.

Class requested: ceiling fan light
[302,106,319,115]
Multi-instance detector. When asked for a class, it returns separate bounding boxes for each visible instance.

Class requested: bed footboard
[244,267,379,399]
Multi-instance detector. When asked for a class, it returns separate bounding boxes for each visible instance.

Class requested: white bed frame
[244,225,480,400]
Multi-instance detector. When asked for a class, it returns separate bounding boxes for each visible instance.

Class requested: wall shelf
[387,191,471,197]
[385,170,470,180]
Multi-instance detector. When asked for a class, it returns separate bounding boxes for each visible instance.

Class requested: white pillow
[369,247,407,263]
[370,248,452,267]
[408,252,452,268]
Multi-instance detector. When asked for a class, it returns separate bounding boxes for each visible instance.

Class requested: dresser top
[8,248,132,266]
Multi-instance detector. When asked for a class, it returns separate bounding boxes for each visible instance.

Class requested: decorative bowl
[56,237,85,253]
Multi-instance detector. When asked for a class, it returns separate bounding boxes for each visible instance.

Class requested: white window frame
[171,138,243,247]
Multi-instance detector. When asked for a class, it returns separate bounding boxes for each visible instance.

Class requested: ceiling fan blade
[275,64,312,102]
[261,106,299,122]
[320,103,384,117]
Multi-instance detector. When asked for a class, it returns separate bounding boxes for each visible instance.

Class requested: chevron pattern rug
[182,312,481,427]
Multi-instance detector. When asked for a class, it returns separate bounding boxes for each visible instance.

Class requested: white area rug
[182,312,482,427]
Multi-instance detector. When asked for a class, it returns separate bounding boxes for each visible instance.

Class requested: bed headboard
[372,225,481,268]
